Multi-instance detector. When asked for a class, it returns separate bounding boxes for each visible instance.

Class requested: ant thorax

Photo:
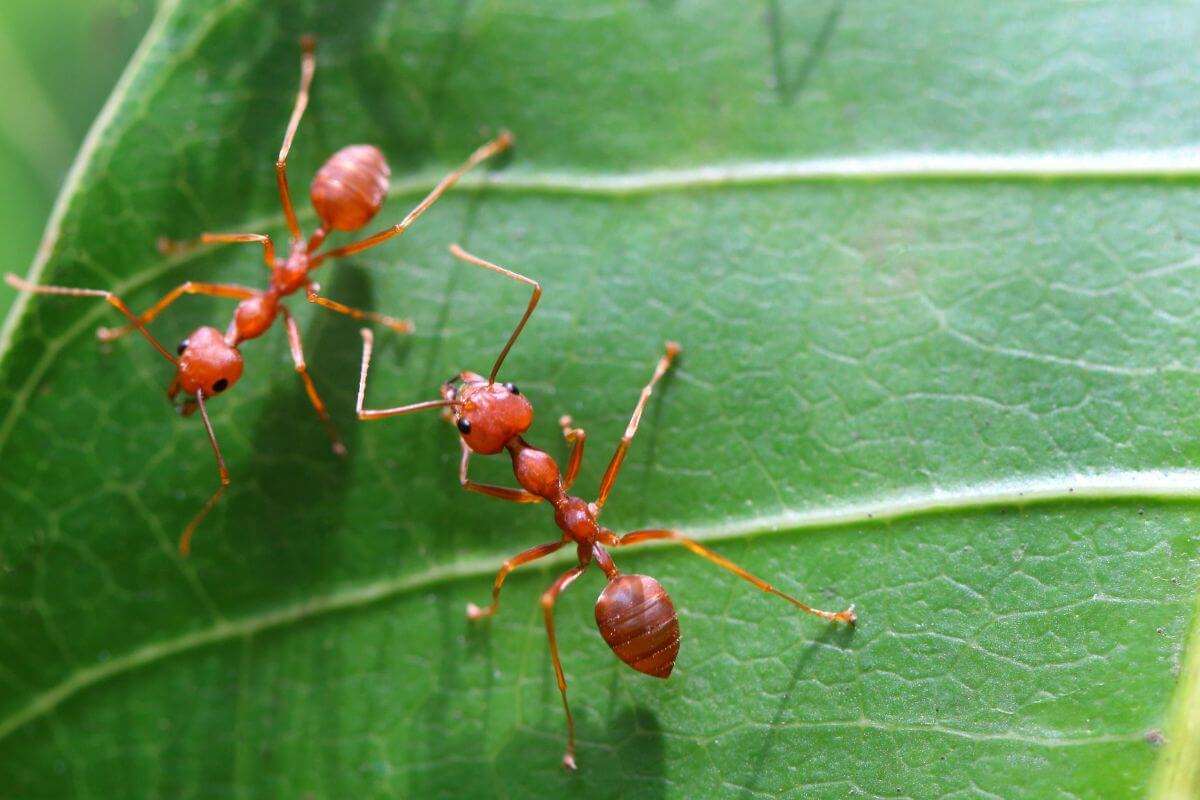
[231,293,278,343]
[508,439,566,502]
[551,494,601,544]
[272,244,309,297]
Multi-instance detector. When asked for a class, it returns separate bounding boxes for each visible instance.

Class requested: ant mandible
[355,244,857,770]
[5,37,512,555]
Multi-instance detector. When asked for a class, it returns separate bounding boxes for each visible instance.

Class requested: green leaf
[2,1,1199,797]
[0,0,153,319]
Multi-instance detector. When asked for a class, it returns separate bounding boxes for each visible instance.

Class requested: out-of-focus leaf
[0,0,152,317]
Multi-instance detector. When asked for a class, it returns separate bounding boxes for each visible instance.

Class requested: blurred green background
[0,0,151,317]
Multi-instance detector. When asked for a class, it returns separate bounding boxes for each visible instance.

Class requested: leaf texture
[2,1,1200,797]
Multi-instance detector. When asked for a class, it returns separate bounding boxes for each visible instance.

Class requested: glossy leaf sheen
[2,1,1199,798]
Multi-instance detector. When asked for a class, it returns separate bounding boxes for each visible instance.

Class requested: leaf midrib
[9,151,1200,455]
[6,0,1200,451]
[2,470,1198,746]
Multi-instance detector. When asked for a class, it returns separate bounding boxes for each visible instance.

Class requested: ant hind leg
[610,529,856,624]
[309,133,514,267]
[541,563,588,770]
[275,36,317,241]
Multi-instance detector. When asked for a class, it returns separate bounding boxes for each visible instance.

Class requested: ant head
[450,378,533,455]
[175,327,243,399]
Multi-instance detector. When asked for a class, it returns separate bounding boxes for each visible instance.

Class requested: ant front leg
[466,540,566,620]
[541,563,589,771]
[180,391,231,556]
[607,529,856,624]
[593,342,681,514]
[458,440,542,503]
[95,281,256,342]
[559,415,586,492]
[282,308,346,456]
[306,282,413,334]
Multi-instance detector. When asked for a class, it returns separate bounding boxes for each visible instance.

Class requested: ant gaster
[5,37,512,555]
[355,245,857,770]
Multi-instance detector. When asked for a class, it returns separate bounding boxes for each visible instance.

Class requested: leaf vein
[1,468,1198,744]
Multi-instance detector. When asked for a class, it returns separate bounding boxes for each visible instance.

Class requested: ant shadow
[609,705,669,799]
[735,624,856,798]
[491,702,668,799]
[343,0,475,158]
[218,264,390,601]
[407,576,668,798]
[161,32,314,242]
[282,0,477,179]
[765,0,846,106]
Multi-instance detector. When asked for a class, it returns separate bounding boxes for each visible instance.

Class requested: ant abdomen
[595,574,680,678]
[310,144,391,231]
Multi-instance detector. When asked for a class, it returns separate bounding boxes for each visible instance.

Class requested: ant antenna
[4,274,179,366]
[355,328,461,419]
[447,244,541,386]
[179,390,230,556]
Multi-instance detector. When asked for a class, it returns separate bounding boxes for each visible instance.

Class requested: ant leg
[199,233,279,269]
[306,282,413,334]
[466,540,566,620]
[447,244,541,384]
[593,342,681,514]
[179,390,230,556]
[95,281,256,341]
[282,309,346,456]
[459,439,542,503]
[276,35,316,242]
[355,328,459,419]
[541,563,588,771]
[559,416,586,492]
[5,273,179,365]
[309,132,514,267]
[609,529,856,624]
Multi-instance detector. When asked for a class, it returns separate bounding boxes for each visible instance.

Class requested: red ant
[5,37,511,555]
[355,244,857,770]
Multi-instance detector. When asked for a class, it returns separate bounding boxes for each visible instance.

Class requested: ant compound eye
[456,418,472,435]
[177,339,189,355]
[504,382,520,395]
[212,378,229,393]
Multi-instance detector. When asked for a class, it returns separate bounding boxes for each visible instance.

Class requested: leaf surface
[2,1,1200,797]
